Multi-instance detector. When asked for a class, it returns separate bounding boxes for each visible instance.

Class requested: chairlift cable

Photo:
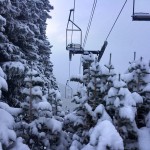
[105,0,127,41]
[83,0,97,48]
[83,0,98,48]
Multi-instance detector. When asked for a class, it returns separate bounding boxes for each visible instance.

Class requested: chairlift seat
[66,43,84,51]
[67,41,108,61]
[132,12,150,21]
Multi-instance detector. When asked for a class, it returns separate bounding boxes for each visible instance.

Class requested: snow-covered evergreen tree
[100,53,116,107]
[0,66,30,150]
[0,0,57,106]
[123,56,150,128]
[64,54,95,149]
[82,120,124,150]
[0,0,66,149]
[14,66,65,150]
[106,74,140,149]
[123,57,149,93]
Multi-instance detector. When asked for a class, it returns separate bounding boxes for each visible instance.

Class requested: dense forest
[0,0,150,150]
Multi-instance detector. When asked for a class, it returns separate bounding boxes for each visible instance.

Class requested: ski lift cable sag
[105,0,127,41]
[83,0,98,48]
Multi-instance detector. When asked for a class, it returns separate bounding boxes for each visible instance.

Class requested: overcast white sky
[46,0,150,86]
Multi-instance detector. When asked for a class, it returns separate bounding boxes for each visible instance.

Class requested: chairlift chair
[65,80,73,99]
[66,9,83,56]
[66,9,108,61]
[132,0,150,21]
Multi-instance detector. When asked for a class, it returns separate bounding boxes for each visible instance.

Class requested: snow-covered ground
[138,127,150,150]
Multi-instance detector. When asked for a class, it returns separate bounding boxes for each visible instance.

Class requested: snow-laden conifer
[0,66,29,150]
[106,74,139,149]
[123,56,150,127]
[14,66,65,150]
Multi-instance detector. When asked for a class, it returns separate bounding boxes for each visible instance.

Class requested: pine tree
[0,0,65,149]
[11,62,65,150]
[100,53,116,107]
[123,55,150,128]
[15,66,65,150]
[0,66,30,149]
[0,0,56,107]
[106,74,139,149]
[65,54,95,149]
[0,0,27,106]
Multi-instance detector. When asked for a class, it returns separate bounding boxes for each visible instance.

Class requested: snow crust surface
[3,61,25,72]
[46,118,62,133]
[119,106,135,122]
[87,120,124,150]
[0,108,16,146]
[0,102,21,116]
[10,137,30,150]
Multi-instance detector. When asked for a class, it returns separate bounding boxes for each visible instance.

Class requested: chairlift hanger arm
[67,9,74,28]
[133,0,135,17]
[66,9,81,31]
